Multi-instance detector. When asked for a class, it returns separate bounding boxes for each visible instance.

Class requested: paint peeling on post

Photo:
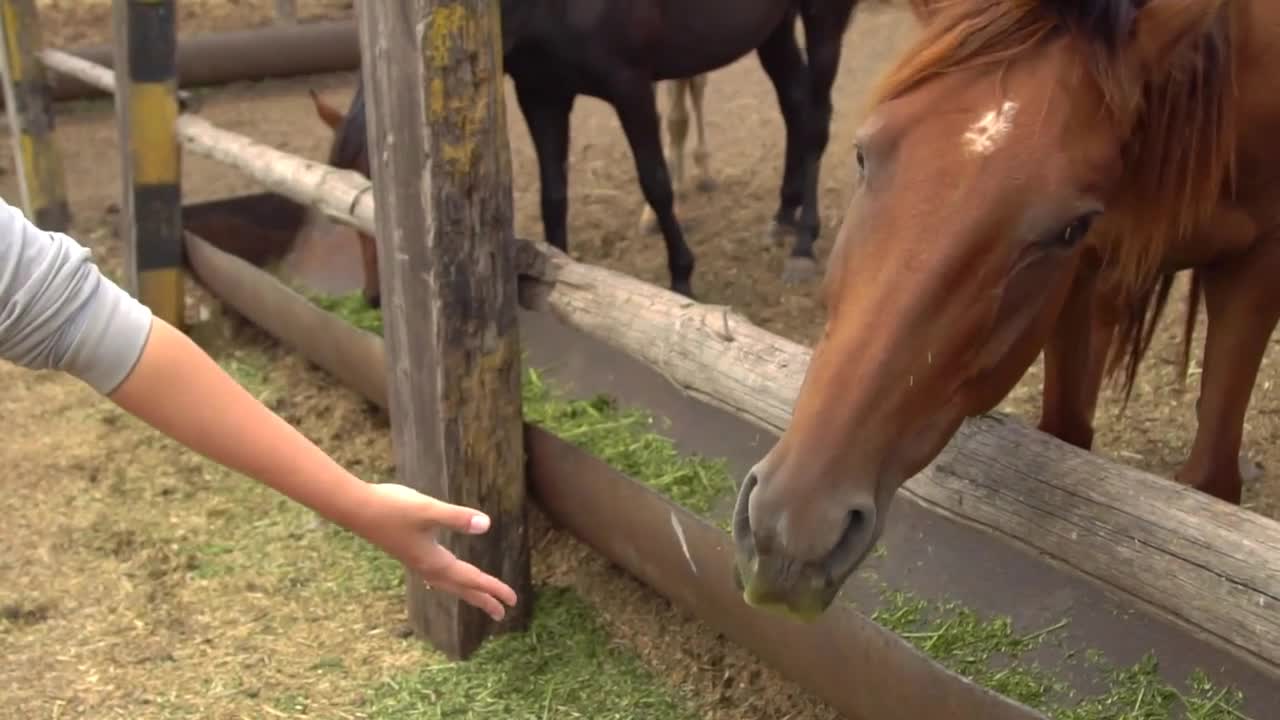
[422,3,497,179]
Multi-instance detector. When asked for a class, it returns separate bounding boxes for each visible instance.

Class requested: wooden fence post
[0,0,69,230]
[111,0,184,328]
[356,0,531,660]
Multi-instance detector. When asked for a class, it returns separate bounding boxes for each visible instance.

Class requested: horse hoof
[766,220,795,248]
[695,176,719,193]
[781,256,819,285]
[672,282,696,300]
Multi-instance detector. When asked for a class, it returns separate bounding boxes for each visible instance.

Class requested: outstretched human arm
[0,196,517,620]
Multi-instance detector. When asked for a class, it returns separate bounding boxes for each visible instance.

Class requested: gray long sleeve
[0,194,154,395]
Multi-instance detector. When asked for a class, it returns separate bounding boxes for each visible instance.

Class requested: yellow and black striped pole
[0,0,70,231]
[113,0,183,328]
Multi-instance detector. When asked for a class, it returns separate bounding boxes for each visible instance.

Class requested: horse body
[321,0,860,306]
[508,0,795,81]
[730,0,1280,620]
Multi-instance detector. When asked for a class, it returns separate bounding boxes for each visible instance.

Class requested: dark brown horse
[733,0,1276,620]
[314,0,861,307]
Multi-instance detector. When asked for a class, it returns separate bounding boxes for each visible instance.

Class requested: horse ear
[1041,0,1141,49]
[309,89,345,131]
[1131,0,1224,68]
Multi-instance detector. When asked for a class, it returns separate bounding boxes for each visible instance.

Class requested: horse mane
[872,0,1239,405]
[327,77,369,175]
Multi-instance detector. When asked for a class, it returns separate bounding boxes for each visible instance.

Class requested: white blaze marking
[963,101,1019,156]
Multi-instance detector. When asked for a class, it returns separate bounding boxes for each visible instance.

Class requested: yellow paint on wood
[3,0,67,228]
[17,133,43,210]
[138,267,184,326]
[1,1,25,81]
[18,132,66,218]
[443,332,525,510]
[421,3,506,180]
[128,83,179,184]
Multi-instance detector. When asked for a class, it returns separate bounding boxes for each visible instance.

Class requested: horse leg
[686,74,717,193]
[1178,243,1280,504]
[755,15,809,255]
[1038,266,1117,450]
[612,74,696,298]
[515,82,575,253]
[358,231,381,308]
[781,1,856,285]
[640,80,689,236]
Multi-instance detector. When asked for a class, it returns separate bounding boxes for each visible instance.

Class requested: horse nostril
[846,508,866,537]
[826,501,878,576]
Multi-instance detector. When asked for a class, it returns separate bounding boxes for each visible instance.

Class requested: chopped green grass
[522,367,734,518]
[871,591,1247,719]
[306,290,1250,720]
[362,586,700,719]
[309,291,384,335]
[307,290,735,518]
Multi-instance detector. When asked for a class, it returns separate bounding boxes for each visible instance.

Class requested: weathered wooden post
[356,0,531,659]
[0,0,69,230]
[111,0,184,328]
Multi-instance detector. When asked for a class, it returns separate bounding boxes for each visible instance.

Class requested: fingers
[426,578,512,622]
[425,556,519,607]
[420,497,493,536]
[416,556,519,620]
[371,484,492,536]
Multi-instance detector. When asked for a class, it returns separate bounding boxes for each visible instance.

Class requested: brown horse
[732,0,1277,620]
[638,75,718,235]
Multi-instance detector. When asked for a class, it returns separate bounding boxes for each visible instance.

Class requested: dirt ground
[2,1,1277,718]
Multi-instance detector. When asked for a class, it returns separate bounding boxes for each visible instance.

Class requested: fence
[5,1,1279,717]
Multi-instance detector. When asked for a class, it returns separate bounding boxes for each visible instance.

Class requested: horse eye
[1052,213,1096,249]
[855,145,866,174]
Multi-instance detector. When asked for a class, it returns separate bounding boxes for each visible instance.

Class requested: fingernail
[469,514,491,533]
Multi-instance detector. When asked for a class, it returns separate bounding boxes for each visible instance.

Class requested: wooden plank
[355,0,530,659]
[39,47,196,110]
[514,239,1280,675]
[0,0,69,230]
[111,0,184,327]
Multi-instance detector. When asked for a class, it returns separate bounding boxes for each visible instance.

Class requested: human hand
[357,482,519,621]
